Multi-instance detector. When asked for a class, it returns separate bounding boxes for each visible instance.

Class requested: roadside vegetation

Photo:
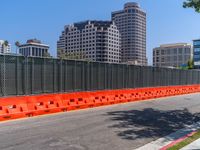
[167,130,200,150]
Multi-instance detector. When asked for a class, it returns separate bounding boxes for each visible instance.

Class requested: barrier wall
[1,55,200,97]
[0,85,199,122]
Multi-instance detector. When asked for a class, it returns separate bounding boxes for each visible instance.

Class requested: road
[1,93,200,150]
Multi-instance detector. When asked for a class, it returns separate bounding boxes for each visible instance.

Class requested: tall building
[0,40,11,54]
[19,39,50,57]
[112,2,147,65]
[153,43,193,67]
[193,39,200,69]
[57,20,121,63]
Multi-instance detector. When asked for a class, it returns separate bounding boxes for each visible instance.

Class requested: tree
[3,40,9,47]
[44,51,52,58]
[187,59,194,69]
[57,49,86,60]
[2,40,9,53]
[15,41,20,54]
[183,0,200,13]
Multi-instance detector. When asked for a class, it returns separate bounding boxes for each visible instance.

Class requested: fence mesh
[0,54,200,97]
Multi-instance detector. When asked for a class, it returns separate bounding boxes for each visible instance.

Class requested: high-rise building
[57,20,121,63]
[193,39,200,69]
[19,39,50,57]
[112,2,147,65]
[0,40,11,54]
[153,43,193,67]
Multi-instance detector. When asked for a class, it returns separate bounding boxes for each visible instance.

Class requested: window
[194,40,200,46]
[194,48,200,52]
[173,49,177,54]
[178,48,182,54]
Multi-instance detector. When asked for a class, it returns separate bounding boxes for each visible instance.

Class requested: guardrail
[0,85,199,122]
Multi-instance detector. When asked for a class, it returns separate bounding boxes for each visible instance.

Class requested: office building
[57,20,121,63]
[193,39,200,68]
[112,2,147,65]
[0,40,11,54]
[19,39,50,57]
[153,43,193,67]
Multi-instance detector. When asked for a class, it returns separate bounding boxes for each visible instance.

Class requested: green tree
[183,0,200,13]
[15,41,20,54]
[57,49,86,60]
[44,51,52,58]
[2,40,9,53]
[3,40,9,47]
[187,59,194,69]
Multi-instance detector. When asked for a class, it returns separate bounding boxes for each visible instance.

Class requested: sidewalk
[181,138,200,150]
[136,121,200,150]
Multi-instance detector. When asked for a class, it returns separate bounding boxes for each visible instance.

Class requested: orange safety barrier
[0,97,28,121]
[0,85,199,122]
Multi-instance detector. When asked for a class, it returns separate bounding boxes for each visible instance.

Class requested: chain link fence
[0,54,200,97]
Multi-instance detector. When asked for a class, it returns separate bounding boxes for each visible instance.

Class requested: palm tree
[2,40,9,53]
[15,41,20,54]
[3,40,9,47]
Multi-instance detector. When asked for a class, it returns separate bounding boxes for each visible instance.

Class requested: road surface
[1,93,200,150]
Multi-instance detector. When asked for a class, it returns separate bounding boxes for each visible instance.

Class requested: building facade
[0,40,11,54]
[153,43,193,67]
[193,39,200,69]
[57,20,121,63]
[112,2,147,65]
[19,39,50,57]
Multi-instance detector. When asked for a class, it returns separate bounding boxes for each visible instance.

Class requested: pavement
[136,121,200,150]
[1,93,200,150]
[181,138,200,150]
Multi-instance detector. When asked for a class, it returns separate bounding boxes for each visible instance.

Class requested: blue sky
[0,0,200,64]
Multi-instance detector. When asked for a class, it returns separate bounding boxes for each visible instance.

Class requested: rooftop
[19,39,49,47]
[193,39,200,41]
[66,20,113,31]
[124,2,139,9]
[159,43,191,48]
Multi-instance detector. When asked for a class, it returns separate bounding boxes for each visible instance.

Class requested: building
[193,39,200,69]
[57,20,121,63]
[19,39,50,57]
[153,43,193,67]
[112,2,147,65]
[0,40,11,54]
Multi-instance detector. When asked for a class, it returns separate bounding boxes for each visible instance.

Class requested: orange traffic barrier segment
[0,85,200,122]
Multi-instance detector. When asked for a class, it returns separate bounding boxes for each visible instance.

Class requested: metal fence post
[3,55,6,96]
[15,56,19,95]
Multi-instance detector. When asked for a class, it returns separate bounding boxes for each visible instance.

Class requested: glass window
[194,40,200,46]
[173,49,177,54]
[32,47,35,55]
[178,48,182,54]
[194,48,200,52]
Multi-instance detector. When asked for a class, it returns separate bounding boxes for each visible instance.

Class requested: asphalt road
[1,93,200,150]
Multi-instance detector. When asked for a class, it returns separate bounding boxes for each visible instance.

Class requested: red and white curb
[135,122,200,150]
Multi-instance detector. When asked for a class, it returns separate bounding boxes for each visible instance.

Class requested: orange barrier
[0,85,200,122]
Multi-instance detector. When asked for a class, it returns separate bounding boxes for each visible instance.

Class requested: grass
[167,130,200,150]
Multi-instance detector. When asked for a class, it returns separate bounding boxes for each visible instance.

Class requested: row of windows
[194,48,200,52]
[114,13,145,18]
[68,25,118,33]
[19,47,48,57]
[154,48,191,56]
[115,20,146,25]
[154,56,191,62]
[194,41,200,46]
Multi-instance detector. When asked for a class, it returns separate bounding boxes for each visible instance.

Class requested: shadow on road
[107,108,200,140]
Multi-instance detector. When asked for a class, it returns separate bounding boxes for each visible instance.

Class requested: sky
[0,0,200,65]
